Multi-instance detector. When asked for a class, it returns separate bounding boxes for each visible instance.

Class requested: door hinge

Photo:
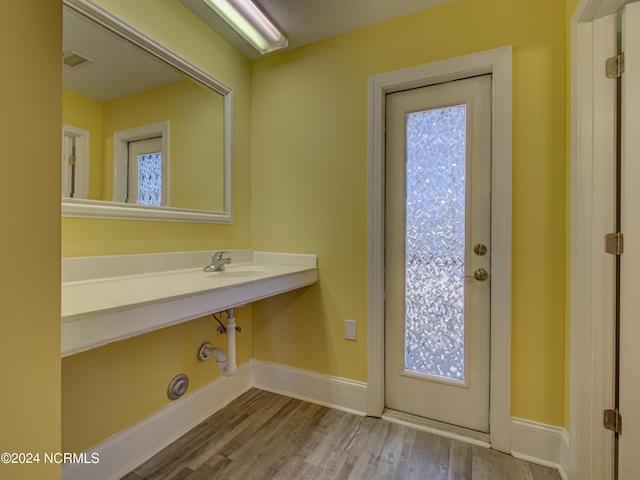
[606,52,625,79]
[68,154,77,166]
[604,409,623,435]
[605,232,624,255]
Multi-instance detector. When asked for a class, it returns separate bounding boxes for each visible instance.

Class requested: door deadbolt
[474,244,488,256]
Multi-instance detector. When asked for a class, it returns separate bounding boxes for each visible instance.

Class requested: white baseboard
[64,361,571,480]
[560,428,570,480]
[511,417,570,480]
[252,359,368,416]
[62,361,253,480]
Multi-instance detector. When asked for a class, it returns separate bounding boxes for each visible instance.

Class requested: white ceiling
[180,0,457,60]
[63,7,184,103]
[62,0,457,101]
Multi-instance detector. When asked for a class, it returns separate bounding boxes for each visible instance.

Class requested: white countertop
[61,250,317,357]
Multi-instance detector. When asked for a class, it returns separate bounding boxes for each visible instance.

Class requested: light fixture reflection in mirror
[62,0,232,223]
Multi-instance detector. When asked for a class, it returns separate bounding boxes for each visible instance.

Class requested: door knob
[473,268,489,281]
[459,268,489,281]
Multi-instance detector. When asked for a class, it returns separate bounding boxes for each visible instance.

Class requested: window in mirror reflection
[112,122,169,205]
[128,137,163,206]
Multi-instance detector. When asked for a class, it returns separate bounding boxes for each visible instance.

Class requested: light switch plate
[344,319,357,341]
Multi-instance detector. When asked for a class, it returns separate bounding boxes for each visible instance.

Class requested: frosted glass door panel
[137,152,163,206]
[405,105,466,381]
[127,136,165,206]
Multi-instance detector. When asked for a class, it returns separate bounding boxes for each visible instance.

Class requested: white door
[385,75,492,432]
[619,2,640,477]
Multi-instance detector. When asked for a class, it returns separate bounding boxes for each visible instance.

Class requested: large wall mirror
[62,0,232,223]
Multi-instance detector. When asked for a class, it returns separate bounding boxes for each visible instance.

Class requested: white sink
[61,250,317,357]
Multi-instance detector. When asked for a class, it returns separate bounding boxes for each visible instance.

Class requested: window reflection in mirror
[62,4,226,214]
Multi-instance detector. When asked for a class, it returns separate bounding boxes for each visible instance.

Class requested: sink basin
[206,270,266,278]
[203,263,273,278]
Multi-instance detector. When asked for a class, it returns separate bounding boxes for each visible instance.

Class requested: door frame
[570,1,622,478]
[367,46,513,452]
[62,124,91,199]
[113,121,170,205]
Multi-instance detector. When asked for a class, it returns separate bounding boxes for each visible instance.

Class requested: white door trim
[367,46,513,452]
[570,1,620,479]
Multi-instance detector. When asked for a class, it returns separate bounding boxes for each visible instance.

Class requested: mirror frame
[62,0,233,223]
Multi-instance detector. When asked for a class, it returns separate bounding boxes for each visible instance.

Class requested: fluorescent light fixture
[203,0,288,55]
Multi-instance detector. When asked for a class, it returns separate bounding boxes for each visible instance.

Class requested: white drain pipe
[199,308,237,377]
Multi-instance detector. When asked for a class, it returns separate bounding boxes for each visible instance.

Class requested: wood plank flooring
[121,389,561,480]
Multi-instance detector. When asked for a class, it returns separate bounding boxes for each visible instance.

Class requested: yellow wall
[102,80,224,211]
[251,0,567,426]
[62,309,252,452]
[64,80,224,209]
[64,81,225,210]
[61,0,253,454]
[0,2,61,479]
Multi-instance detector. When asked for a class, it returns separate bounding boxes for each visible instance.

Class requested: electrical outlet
[344,319,357,341]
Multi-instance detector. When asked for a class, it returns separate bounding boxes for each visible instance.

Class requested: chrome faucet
[204,251,231,272]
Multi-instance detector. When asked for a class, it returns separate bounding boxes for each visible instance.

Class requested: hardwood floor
[122,389,561,480]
